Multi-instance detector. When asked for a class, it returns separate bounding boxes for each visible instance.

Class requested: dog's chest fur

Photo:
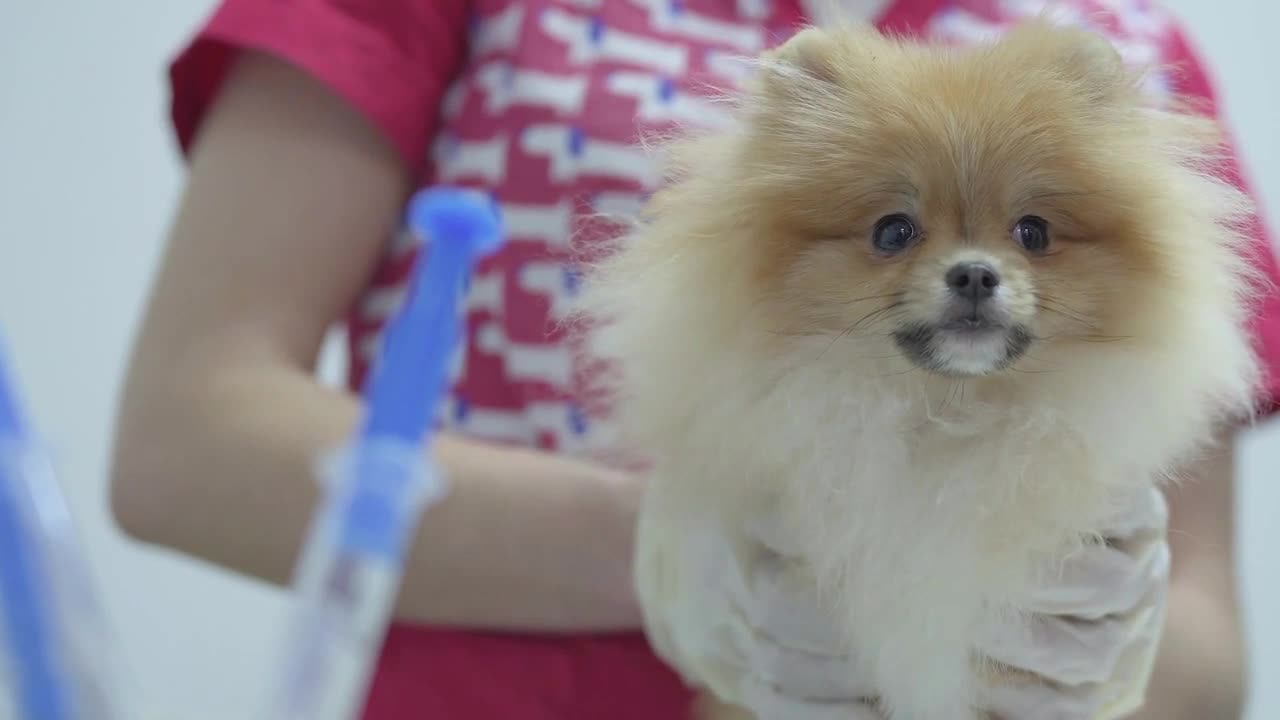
[653,367,1159,719]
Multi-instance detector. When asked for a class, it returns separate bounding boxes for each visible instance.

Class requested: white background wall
[0,1,1275,718]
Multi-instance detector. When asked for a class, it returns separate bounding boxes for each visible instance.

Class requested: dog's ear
[1054,27,1128,99]
[1010,22,1130,102]
[755,25,884,102]
[761,27,841,86]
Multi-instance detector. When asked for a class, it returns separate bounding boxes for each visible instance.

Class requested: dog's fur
[575,21,1262,720]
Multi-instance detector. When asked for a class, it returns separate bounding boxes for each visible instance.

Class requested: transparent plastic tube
[267,440,445,720]
[0,339,130,720]
[262,187,503,720]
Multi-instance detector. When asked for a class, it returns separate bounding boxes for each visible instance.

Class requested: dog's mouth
[937,317,1005,334]
[892,320,1033,377]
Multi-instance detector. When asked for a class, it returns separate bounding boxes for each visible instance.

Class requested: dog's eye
[872,214,918,254]
[1014,216,1050,253]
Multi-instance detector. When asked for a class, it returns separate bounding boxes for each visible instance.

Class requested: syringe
[263,187,504,720]
[0,336,131,720]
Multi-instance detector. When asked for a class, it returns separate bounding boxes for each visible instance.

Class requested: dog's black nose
[945,262,1000,300]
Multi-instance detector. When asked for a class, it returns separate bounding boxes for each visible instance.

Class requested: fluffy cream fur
[574,20,1262,720]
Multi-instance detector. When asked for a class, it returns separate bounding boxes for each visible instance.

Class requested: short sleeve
[1163,24,1280,416]
[169,0,470,176]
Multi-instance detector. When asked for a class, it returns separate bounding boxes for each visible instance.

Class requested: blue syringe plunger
[359,186,504,446]
[406,189,504,259]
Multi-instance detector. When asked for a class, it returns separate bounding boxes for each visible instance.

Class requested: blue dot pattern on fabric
[562,264,581,295]
[669,0,685,17]
[657,77,676,104]
[569,404,589,436]
[454,398,470,422]
[589,17,605,45]
[568,126,585,157]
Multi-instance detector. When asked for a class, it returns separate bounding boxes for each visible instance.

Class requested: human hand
[638,487,1169,720]
[636,509,884,720]
[977,485,1171,719]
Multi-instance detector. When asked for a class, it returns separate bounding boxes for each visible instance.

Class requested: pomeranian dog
[576,19,1261,720]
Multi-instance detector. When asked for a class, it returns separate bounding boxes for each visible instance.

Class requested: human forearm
[1130,580,1245,720]
[111,360,642,631]
[112,49,644,633]
[1130,431,1246,719]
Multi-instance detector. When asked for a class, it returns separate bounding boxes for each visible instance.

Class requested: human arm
[1129,433,1247,720]
[109,50,643,632]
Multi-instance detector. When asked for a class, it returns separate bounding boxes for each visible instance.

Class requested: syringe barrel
[267,439,444,720]
[0,441,129,720]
